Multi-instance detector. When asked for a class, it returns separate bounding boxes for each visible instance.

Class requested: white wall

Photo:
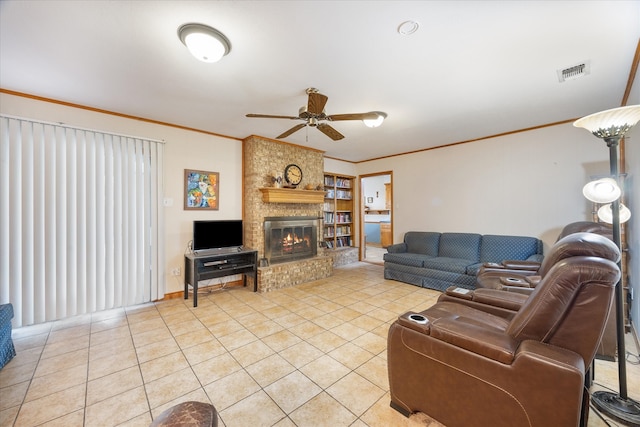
[363,175,389,211]
[356,122,607,253]
[0,93,244,294]
[324,157,356,177]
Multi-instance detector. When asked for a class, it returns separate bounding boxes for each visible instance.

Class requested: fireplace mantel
[259,188,326,204]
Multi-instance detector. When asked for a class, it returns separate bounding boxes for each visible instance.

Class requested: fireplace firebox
[264,216,318,264]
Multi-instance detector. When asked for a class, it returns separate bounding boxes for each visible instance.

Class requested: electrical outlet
[171,267,181,276]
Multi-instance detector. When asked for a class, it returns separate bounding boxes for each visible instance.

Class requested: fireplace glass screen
[264,217,318,264]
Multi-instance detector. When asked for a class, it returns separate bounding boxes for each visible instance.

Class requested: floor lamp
[574,105,640,425]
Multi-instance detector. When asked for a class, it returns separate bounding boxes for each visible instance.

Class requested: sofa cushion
[421,269,477,291]
[384,252,434,268]
[422,257,476,274]
[438,233,481,261]
[404,232,441,256]
[480,235,542,263]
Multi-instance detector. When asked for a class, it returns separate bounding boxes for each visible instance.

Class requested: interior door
[360,172,392,263]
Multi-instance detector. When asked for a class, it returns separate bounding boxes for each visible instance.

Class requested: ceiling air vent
[557,61,590,82]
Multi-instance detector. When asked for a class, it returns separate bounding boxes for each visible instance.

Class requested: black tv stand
[184,248,258,307]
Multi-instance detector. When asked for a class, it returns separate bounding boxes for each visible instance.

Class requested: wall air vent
[557,61,590,82]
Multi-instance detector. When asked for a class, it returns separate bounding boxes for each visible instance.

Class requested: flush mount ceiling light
[363,111,387,128]
[398,20,419,35]
[178,23,231,63]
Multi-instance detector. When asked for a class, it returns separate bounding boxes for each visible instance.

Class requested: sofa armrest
[527,254,544,263]
[430,316,518,364]
[386,243,407,253]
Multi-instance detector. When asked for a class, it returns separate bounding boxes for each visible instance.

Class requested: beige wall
[0,93,244,294]
[355,122,606,253]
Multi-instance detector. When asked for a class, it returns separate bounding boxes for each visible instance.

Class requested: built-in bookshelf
[323,173,355,249]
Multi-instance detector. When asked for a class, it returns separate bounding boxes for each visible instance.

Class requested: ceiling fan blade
[317,123,344,141]
[246,113,300,120]
[326,112,380,121]
[307,92,328,115]
[277,123,307,139]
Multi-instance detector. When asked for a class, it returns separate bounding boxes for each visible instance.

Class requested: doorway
[360,172,392,264]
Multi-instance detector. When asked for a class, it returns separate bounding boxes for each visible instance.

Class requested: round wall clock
[284,164,303,186]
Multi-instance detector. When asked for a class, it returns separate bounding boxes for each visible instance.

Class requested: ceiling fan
[246,88,385,141]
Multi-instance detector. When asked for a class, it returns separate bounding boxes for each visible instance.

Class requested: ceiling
[1,1,638,162]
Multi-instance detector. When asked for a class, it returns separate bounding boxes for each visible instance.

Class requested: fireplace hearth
[264,216,318,264]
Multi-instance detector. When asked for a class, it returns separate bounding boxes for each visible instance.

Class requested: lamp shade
[573,105,640,139]
[583,178,621,203]
[363,111,387,128]
[597,203,631,224]
[178,23,231,63]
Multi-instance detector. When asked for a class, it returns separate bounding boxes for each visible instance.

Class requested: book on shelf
[336,178,351,188]
[324,212,334,223]
[336,190,351,199]
[336,212,351,223]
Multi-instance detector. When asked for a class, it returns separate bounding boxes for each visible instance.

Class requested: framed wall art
[184,169,219,210]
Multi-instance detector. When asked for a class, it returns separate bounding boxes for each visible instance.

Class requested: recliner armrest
[499,276,530,287]
[443,286,528,311]
[473,289,528,310]
[477,266,539,276]
[500,260,541,270]
[502,286,535,295]
[430,316,518,364]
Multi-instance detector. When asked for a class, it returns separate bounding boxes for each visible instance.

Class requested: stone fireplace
[243,135,333,292]
[264,216,318,264]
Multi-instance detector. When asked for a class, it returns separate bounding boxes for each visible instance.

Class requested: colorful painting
[184,169,219,210]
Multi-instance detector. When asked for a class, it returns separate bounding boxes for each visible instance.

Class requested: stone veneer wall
[320,246,359,267]
[258,257,333,292]
[243,135,333,291]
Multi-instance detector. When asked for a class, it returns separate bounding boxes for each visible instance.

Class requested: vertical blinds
[0,115,165,327]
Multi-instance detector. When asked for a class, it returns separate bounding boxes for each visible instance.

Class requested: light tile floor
[363,246,385,265]
[1,262,638,427]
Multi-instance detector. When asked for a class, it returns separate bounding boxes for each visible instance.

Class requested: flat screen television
[193,220,243,252]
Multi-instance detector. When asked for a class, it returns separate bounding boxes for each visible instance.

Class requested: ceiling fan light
[583,178,621,203]
[363,111,387,128]
[597,203,631,224]
[178,23,231,63]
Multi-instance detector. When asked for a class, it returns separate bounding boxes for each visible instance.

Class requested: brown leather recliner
[473,225,618,360]
[387,232,620,427]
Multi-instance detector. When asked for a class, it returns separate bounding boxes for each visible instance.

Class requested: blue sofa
[0,303,16,369]
[384,232,543,292]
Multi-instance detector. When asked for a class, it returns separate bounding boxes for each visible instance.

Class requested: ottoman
[150,401,218,427]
